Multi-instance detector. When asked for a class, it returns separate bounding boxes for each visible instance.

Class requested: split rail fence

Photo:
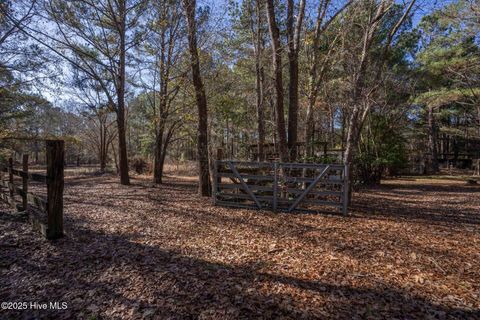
[0,140,64,239]
[213,160,349,215]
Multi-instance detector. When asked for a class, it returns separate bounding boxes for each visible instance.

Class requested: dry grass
[0,174,479,319]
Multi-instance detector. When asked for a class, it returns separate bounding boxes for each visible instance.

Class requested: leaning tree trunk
[183,0,211,196]
[266,0,288,162]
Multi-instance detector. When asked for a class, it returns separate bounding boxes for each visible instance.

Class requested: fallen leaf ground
[1,174,479,319]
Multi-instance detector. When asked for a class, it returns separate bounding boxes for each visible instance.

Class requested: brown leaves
[0,175,479,319]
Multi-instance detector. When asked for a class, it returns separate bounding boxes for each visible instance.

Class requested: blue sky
[41,0,458,108]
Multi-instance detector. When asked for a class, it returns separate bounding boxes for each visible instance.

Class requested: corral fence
[0,140,64,239]
[213,160,349,215]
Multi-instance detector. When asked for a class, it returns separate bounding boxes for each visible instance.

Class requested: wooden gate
[213,161,349,215]
[0,140,64,239]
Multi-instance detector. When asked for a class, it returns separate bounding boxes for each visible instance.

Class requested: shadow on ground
[0,216,476,319]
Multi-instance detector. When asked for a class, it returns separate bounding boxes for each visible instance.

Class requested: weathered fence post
[22,154,28,211]
[46,140,64,239]
[8,157,14,208]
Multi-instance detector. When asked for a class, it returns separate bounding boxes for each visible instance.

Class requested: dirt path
[1,175,479,319]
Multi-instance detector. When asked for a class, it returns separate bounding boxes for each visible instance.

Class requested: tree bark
[286,0,305,161]
[265,0,288,162]
[153,125,165,184]
[428,105,439,173]
[305,0,329,157]
[254,0,265,161]
[116,0,130,185]
[343,0,391,167]
[99,116,106,173]
[183,0,211,196]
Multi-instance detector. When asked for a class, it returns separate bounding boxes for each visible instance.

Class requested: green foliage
[301,154,339,164]
[355,114,408,184]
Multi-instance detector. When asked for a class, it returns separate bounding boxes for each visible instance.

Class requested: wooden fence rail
[213,160,349,215]
[0,140,64,239]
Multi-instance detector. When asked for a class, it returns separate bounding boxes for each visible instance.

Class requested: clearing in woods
[0,174,479,319]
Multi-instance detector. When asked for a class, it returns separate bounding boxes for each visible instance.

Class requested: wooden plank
[286,189,343,196]
[218,183,273,192]
[1,182,47,212]
[283,175,344,183]
[15,189,47,212]
[278,163,346,169]
[10,169,47,183]
[217,172,275,181]
[288,166,330,212]
[217,161,275,169]
[217,193,276,201]
[46,140,64,240]
[228,162,262,209]
[283,176,344,184]
[217,160,345,169]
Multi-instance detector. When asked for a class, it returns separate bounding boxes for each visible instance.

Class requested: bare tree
[305,0,352,157]
[340,0,416,201]
[246,0,267,161]
[4,0,149,185]
[75,82,117,173]
[182,0,211,196]
[141,0,184,184]
[286,0,306,160]
[265,0,288,162]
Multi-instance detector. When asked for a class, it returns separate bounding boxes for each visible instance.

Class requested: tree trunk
[428,105,439,173]
[305,1,326,158]
[116,109,129,184]
[343,1,387,168]
[183,0,211,196]
[265,0,288,162]
[253,0,265,161]
[156,125,175,184]
[99,115,107,173]
[116,0,130,185]
[153,126,165,184]
[286,0,305,161]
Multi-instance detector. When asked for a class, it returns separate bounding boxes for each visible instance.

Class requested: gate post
[46,140,64,239]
